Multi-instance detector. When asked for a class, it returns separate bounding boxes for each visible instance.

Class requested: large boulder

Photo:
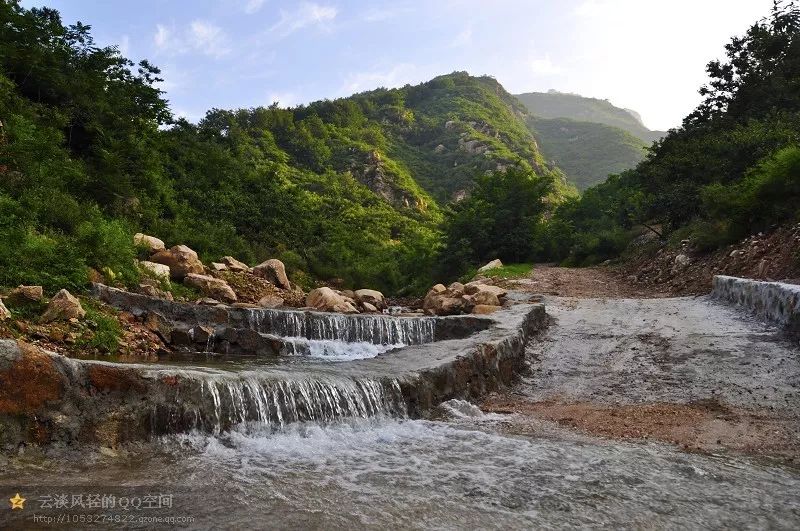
[150,245,205,280]
[183,274,237,304]
[354,289,386,310]
[306,287,358,313]
[0,299,10,320]
[477,259,503,273]
[258,294,284,308]
[40,289,85,323]
[423,283,473,316]
[220,256,250,272]
[7,285,43,306]
[134,233,165,254]
[252,259,291,290]
[138,260,171,281]
[472,290,500,307]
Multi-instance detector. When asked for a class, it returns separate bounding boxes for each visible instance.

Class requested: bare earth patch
[500,264,671,298]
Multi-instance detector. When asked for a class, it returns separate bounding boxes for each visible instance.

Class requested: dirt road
[485,266,800,459]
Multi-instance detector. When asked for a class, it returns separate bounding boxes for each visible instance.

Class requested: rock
[472,290,500,306]
[133,233,165,254]
[472,304,501,315]
[729,250,745,258]
[210,262,228,272]
[170,329,192,347]
[447,282,466,296]
[7,285,43,305]
[220,256,250,272]
[138,260,171,280]
[430,284,446,294]
[196,298,221,305]
[464,281,507,299]
[252,259,291,290]
[258,295,284,308]
[0,299,10,320]
[477,259,503,273]
[136,283,173,301]
[674,254,691,267]
[354,289,386,310]
[231,302,261,309]
[40,289,85,323]
[150,245,205,280]
[424,296,467,316]
[183,274,237,303]
[189,325,215,345]
[361,302,378,313]
[144,312,172,343]
[306,287,359,313]
[434,144,446,153]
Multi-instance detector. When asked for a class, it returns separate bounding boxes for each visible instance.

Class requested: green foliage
[480,263,533,279]
[538,2,800,264]
[439,167,555,278]
[515,90,665,143]
[79,301,123,354]
[528,117,649,190]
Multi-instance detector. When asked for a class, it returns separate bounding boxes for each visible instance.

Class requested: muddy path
[485,267,800,460]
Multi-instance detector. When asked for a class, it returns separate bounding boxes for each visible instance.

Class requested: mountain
[0,0,568,296]
[515,90,665,143]
[527,116,648,191]
[513,90,664,190]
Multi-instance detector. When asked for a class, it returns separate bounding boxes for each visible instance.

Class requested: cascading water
[246,308,436,345]
[278,337,405,360]
[158,372,407,435]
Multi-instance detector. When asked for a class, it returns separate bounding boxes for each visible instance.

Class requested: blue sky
[22,0,771,130]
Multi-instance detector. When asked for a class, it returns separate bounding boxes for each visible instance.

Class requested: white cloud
[152,20,230,58]
[244,0,266,14]
[360,6,407,22]
[450,26,473,48]
[529,55,562,76]
[269,3,337,38]
[340,64,423,95]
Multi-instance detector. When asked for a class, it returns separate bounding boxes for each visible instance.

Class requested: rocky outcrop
[40,289,85,323]
[252,259,291,290]
[134,233,165,253]
[184,274,237,304]
[306,287,358,313]
[221,256,250,272]
[150,245,205,280]
[7,285,43,305]
[478,259,503,272]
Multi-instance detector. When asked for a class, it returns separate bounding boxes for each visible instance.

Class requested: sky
[21,0,773,130]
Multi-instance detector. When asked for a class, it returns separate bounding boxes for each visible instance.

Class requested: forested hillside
[537,1,800,266]
[0,2,568,295]
[527,116,648,190]
[515,90,665,143]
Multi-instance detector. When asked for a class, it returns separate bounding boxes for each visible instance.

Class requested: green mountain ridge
[0,1,570,295]
[515,90,666,143]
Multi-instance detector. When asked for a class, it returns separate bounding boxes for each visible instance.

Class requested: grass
[480,263,534,279]
[78,300,123,354]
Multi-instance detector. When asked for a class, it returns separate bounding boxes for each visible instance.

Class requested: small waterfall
[161,374,407,435]
[246,309,435,345]
[279,338,404,360]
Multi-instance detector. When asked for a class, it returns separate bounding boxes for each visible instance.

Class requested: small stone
[184,273,237,303]
[134,233,166,253]
[472,304,501,315]
[361,302,378,313]
[210,262,228,272]
[252,259,291,290]
[477,259,503,273]
[138,261,171,280]
[220,256,250,272]
[258,295,284,308]
[0,300,10,321]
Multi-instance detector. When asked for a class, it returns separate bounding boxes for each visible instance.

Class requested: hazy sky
[22,0,772,130]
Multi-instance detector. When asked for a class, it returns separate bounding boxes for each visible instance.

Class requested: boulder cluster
[133,233,388,314]
[423,280,507,316]
[0,285,85,324]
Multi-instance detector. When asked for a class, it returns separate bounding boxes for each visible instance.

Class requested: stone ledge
[712,275,800,336]
[0,301,546,448]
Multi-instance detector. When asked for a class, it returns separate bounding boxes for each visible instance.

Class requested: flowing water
[3,404,799,529]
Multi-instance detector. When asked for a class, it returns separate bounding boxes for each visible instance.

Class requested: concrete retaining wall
[711,275,800,336]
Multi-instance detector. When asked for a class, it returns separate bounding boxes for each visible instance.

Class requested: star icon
[9,493,25,510]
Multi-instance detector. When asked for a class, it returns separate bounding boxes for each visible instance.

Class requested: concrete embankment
[712,275,800,336]
[0,297,545,449]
